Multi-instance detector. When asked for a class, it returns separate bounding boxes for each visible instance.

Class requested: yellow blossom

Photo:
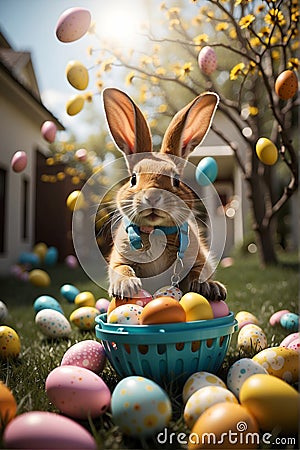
[271,50,280,60]
[167,7,181,17]
[157,104,168,113]
[181,62,193,76]
[215,22,229,31]
[249,106,259,116]
[230,62,246,80]
[156,67,166,76]
[84,92,93,102]
[140,56,152,66]
[235,0,253,5]
[256,4,265,13]
[150,76,160,85]
[169,19,180,29]
[229,28,237,39]
[96,80,103,91]
[126,71,135,85]
[264,9,286,26]
[193,34,209,45]
[239,14,255,29]
[101,58,114,72]
[288,58,299,70]
[258,26,270,38]
[250,37,261,47]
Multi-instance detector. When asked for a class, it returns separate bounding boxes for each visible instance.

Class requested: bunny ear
[161,92,219,163]
[102,88,152,171]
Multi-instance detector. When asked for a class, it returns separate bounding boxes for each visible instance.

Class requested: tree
[87,0,299,265]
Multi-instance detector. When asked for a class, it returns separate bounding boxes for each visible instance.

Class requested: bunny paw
[190,280,227,302]
[109,276,142,300]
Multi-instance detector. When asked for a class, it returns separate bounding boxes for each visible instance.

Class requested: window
[0,167,7,253]
[22,176,29,240]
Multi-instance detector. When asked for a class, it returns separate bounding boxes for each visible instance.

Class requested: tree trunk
[255,222,278,266]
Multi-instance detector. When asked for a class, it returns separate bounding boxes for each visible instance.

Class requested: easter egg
[74,291,95,307]
[252,346,299,383]
[11,151,27,173]
[19,251,40,266]
[64,254,78,268]
[66,190,85,211]
[3,411,97,449]
[28,269,50,287]
[44,246,58,266]
[111,290,153,311]
[226,358,268,399]
[66,95,85,116]
[269,308,290,326]
[33,242,48,261]
[240,374,299,433]
[256,137,278,165]
[0,326,21,358]
[195,157,218,186]
[280,312,299,332]
[75,148,87,161]
[33,295,63,314]
[198,46,217,75]
[35,309,71,338]
[180,293,213,321]
[188,402,259,449]
[46,366,110,419]
[275,69,298,100]
[61,340,106,373]
[60,284,80,302]
[237,324,267,353]
[69,306,99,330]
[280,332,299,348]
[111,376,172,437]
[95,298,110,313]
[288,337,300,353]
[140,296,186,324]
[40,121,57,143]
[107,304,143,325]
[184,386,238,429]
[0,300,8,322]
[210,300,229,318]
[66,60,89,90]
[235,310,259,329]
[0,382,17,427]
[153,285,183,301]
[55,7,91,43]
[182,371,226,404]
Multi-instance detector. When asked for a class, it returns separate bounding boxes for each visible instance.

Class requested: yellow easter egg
[180,293,213,321]
[182,371,227,404]
[66,60,89,90]
[252,346,299,383]
[235,310,259,329]
[240,373,299,433]
[33,242,48,261]
[66,95,85,116]
[28,269,50,287]
[237,324,268,353]
[69,306,99,330]
[0,381,17,427]
[0,326,21,358]
[256,138,278,166]
[66,190,85,211]
[74,291,95,307]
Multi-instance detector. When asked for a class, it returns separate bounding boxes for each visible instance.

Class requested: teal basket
[95,312,238,386]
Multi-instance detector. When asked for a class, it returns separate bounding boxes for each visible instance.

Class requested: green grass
[0,252,299,449]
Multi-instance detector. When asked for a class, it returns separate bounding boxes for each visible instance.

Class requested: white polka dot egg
[226,358,268,398]
[153,285,183,301]
[61,340,106,374]
[35,309,71,338]
[111,376,172,437]
[107,304,144,325]
[182,371,226,404]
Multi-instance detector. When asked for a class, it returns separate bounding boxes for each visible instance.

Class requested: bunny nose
[144,189,161,206]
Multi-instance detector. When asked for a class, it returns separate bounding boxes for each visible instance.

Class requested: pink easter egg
[280,332,299,347]
[269,309,290,326]
[56,7,91,43]
[75,148,87,161]
[64,254,78,268]
[11,151,27,173]
[198,46,217,75]
[41,121,57,143]
[95,298,110,313]
[61,340,106,373]
[210,300,230,318]
[288,337,300,353]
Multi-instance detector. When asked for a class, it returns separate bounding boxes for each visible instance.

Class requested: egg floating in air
[40,121,57,143]
[66,60,89,90]
[11,151,27,173]
[256,137,278,165]
[195,157,218,186]
[198,46,217,75]
[66,95,85,116]
[56,7,91,43]
[275,69,298,100]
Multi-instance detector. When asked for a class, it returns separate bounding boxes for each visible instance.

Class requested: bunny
[102,87,227,301]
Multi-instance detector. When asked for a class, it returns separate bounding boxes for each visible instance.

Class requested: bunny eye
[172,175,180,188]
[130,173,137,187]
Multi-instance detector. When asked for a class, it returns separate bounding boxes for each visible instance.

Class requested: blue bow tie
[123,217,189,260]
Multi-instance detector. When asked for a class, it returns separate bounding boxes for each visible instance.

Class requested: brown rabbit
[102,87,226,301]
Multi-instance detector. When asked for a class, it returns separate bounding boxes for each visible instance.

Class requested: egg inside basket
[95,313,238,386]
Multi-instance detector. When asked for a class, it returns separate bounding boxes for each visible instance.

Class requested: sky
[0,0,151,140]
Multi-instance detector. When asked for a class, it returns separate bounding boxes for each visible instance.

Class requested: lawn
[0,251,299,449]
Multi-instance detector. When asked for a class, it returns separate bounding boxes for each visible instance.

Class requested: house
[0,31,75,275]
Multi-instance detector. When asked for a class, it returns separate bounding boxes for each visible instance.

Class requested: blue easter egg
[33,295,64,314]
[44,247,58,266]
[19,252,40,266]
[195,157,218,186]
[60,284,80,303]
[280,312,299,332]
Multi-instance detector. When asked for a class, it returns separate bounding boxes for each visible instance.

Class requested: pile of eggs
[106,286,230,326]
